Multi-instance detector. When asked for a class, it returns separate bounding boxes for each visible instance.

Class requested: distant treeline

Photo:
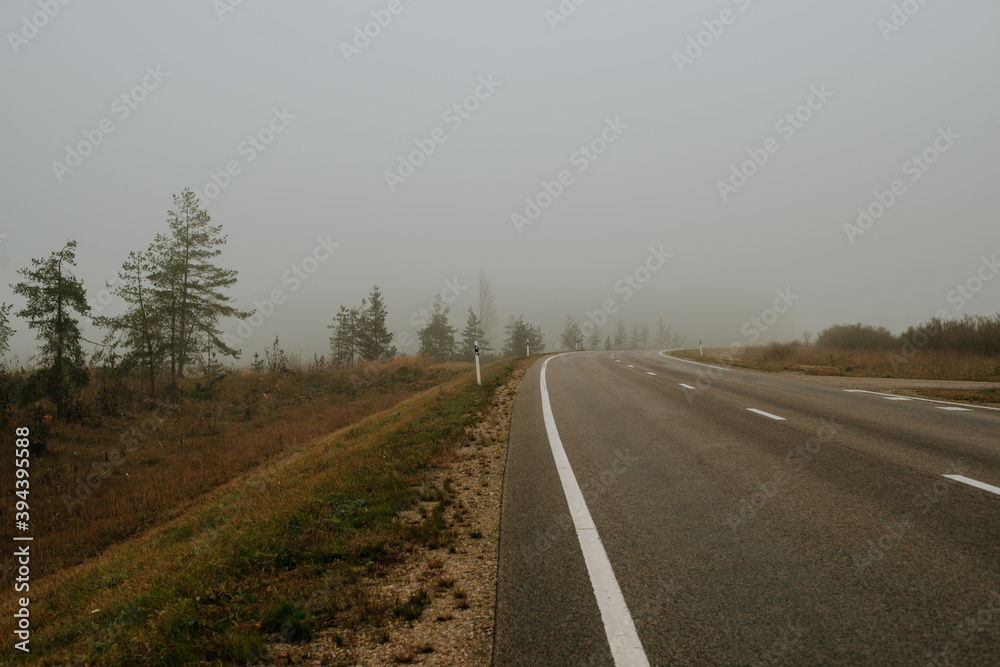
[814,316,1000,355]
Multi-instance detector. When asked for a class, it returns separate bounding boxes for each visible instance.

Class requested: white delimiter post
[527,343,530,357]
[474,341,481,386]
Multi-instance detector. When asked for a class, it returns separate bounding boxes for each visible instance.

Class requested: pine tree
[613,318,627,350]
[151,189,247,382]
[604,335,612,351]
[587,326,601,351]
[12,240,90,417]
[329,305,361,367]
[459,307,485,362]
[560,314,583,351]
[0,302,14,358]
[503,315,545,357]
[629,322,641,350]
[656,317,669,349]
[417,295,456,359]
[93,250,164,398]
[358,285,394,360]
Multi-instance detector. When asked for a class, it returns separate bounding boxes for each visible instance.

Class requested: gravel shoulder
[270,365,527,666]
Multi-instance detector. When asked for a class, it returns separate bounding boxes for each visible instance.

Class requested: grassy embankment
[1,356,522,665]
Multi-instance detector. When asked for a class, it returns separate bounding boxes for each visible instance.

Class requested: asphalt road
[494,350,1000,666]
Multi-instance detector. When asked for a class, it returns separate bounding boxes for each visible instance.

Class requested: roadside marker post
[699,339,703,356]
[475,341,481,386]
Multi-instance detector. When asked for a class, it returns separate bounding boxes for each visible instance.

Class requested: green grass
[1,359,521,666]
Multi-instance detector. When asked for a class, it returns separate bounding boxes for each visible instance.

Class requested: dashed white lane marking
[938,407,973,412]
[627,365,635,368]
[679,384,696,390]
[540,356,650,666]
[944,475,1000,497]
[646,372,656,376]
[658,351,729,372]
[844,389,1000,412]
[747,408,786,421]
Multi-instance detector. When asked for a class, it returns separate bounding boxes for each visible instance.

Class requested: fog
[2,0,998,362]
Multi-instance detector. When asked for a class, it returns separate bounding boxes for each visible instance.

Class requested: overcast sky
[2,0,998,362]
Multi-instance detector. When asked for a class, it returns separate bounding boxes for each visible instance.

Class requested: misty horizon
[2,1,997,365]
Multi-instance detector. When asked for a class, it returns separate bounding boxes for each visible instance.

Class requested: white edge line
[844,389,1000,412]
[747,408,786,421]
[938,407,973,411]
[658,350,729,372]
[540,355,650,667]
[944,475,1000,496]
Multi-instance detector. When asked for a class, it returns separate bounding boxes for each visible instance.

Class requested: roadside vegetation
[0,356,521,665]
[673,317,1000,387]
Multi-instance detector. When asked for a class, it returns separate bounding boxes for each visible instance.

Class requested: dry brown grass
[0,356,467,581]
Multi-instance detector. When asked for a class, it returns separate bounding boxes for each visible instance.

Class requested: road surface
[494,350,1000,665]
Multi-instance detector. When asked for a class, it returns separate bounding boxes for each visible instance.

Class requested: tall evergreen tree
[587,326,601,351]
[417,295,456,360]
[151,189,246,382]
[503,315,545,357]
[613,318,627,350]
[0,302,14,358]
[93,250,164,397]
[656,317,669,349]
[459,307,485,362]
[358,285,394,360]
[11,240,90,416]
[560,314,583,351]
[628,322,641,349]
[329,305,361,367]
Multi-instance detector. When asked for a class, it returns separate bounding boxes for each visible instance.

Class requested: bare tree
[477,270,498,351]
